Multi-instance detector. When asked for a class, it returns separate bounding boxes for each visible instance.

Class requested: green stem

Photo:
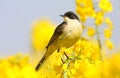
[95,25,102,60]
[63,70,68,78]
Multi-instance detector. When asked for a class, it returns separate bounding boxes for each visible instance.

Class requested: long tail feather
[35,52,47,71]
[29,49,46,70]
[35,48,52,71]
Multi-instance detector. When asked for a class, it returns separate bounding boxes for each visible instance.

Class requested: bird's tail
[30,47,54,71]
[35,52,47,71]
[35,45,56,71]
[29,49,46,71]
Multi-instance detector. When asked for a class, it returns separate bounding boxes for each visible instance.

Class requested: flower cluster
[53,39,101,78]
[0,54,39,78]
[76,0,113,50]
[53,52,120,78]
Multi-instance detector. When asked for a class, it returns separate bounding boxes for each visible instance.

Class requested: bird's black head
[60,11,79,21]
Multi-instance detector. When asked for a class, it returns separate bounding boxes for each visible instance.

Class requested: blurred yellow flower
[77,39,100,60]
[95,12,104,26]
[104,28,112,38]
[62,64,68,70]
[80,14,87,22]
[87,27,96,37]
[31,19,55,51]
[76,0,95,22]
[105,39,113,49]
[0,54,39,78]
[99,0,113,12]
[105,17,113,30]
[73,60,86,77]
[102,53,120,78]
[53,65,62,77]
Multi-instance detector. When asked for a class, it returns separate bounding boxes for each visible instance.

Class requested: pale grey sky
[0,0,120,56]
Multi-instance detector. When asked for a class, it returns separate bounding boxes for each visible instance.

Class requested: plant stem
[95,25,102,60]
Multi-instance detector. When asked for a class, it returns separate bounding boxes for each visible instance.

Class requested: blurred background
[0,0,120,56]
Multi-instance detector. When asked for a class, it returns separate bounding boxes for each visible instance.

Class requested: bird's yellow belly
[57,19,82,48]
[61,27,81,48]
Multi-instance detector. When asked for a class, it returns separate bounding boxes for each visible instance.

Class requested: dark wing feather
[46,22,66,48]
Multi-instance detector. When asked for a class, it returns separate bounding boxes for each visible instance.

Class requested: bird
[35,11,83,71]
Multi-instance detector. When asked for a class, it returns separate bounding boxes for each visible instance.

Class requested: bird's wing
[46,22,66,48]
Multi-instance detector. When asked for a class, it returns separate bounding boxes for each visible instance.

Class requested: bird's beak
[60,15,64,17]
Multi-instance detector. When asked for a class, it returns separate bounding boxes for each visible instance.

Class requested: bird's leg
[64,52,69,59]
[60,52,69,64]
[61,56,65,64]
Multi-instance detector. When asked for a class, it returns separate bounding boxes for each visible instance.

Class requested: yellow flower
[53,65,62,78]
[99,0,113,12]
[87,27,96,37]
[105,17,113,30]
[76,0,95,22]
[80,14,87,22]
[95,12,104,26]
[105,39,113,49]
[31,19,55,51]
[74,60,86,77]
[76,0,93,9]
[62,64,68,70]
[102,53,120,78]
[0,54,39,78]
[85,62,101,78]
[70,69,76,75]
[8,53,29,67]
[72,59,101,78]
[73,39,100,61]
[76,5,87,22]
[104,28,112,38]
